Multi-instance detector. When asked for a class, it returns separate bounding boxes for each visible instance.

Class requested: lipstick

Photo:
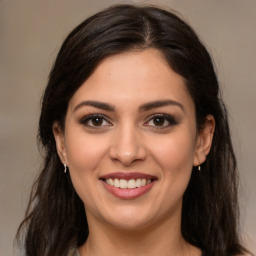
[99,172,157,199]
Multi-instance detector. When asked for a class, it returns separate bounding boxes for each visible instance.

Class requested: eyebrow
[139,99,184,112]
[73,99,184,113]
[73,100,115,112]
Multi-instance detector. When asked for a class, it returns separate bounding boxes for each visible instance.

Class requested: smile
[99,172,157,199]
[104,178,152,189]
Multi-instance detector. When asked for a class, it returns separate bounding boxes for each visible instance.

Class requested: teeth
[120,179,128,188]
[114,178,119,187]
[128,179,136,189]
[108,178,114,186]
[136,179,141,187]
[146,179,151,185]
[105,178,152,189]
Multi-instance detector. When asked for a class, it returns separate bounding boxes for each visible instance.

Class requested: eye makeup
[79,114,112,128]
[144,113,179,129]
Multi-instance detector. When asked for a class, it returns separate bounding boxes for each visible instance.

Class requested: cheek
[151,131,196,173]
[65,131,108,172]
[151,132,196,210]
[64,132,110,205]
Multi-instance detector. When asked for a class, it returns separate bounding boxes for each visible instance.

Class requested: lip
[99,172,157,180]
[99,172,157,199]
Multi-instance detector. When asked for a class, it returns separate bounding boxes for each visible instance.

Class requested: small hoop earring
[198,165,201,171]
[64,164,67,173]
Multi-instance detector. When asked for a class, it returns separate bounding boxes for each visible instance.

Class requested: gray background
[0,0,255,255]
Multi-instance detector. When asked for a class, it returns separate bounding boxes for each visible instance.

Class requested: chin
[100,205,160,231]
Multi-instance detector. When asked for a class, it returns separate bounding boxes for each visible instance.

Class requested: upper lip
[99,172,157,181]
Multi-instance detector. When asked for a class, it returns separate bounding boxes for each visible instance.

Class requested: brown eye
[145,114,178,128]
[152,117,165,126]
[91,117,104,126]
[80,114,112,128]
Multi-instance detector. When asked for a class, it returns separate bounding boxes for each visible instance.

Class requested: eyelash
[79,114,112,128]
[144,114,178,128]
[79,113,178,129]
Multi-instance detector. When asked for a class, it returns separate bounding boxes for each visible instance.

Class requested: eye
[144,114,178,128]
[80,114,112,128]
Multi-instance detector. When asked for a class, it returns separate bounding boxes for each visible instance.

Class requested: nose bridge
[109,120,146,165]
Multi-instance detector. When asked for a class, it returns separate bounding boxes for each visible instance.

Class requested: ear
[193,115,215,167]
[52,121,68,165]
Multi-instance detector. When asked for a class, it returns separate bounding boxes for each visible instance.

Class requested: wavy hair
[16,4,250,256]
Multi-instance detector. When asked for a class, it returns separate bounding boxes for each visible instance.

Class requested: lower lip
[101,180,155,199]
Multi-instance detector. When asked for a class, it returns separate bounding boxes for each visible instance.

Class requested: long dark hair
[16,4,250,256]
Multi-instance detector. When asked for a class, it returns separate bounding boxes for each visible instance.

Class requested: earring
[198,165,201,171]
[64,164,67,173]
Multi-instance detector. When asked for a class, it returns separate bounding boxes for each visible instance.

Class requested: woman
[16,4,251,256]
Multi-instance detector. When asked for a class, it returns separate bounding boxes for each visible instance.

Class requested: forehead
[69,48,194,113]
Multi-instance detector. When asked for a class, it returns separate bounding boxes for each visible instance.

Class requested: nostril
[109,142,147,166]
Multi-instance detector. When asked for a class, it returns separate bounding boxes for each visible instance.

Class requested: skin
[53,49,215,256]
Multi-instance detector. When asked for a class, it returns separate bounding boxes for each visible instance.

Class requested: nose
[109,124,147,166]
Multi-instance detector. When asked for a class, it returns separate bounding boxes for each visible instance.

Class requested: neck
[79,212,200,256]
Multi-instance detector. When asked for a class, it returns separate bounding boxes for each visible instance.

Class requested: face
[54,49,214,231]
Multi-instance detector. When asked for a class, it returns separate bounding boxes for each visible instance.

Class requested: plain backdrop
[0,0,255,255]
